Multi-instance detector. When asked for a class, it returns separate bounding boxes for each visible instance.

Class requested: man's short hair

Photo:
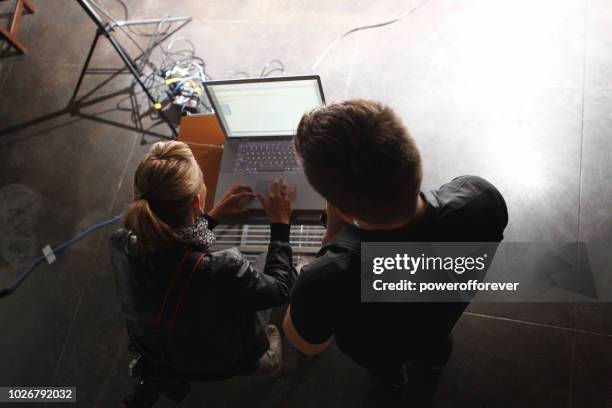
[295,99,422,224]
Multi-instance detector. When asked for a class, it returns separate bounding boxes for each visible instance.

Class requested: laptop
[203,75,326,214]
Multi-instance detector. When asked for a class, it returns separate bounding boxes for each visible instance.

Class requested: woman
[109,140,297,383]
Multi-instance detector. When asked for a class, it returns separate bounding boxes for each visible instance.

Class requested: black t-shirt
[290,175,508,370]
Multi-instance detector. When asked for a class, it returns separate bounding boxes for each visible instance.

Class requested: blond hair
[124,141,202,251]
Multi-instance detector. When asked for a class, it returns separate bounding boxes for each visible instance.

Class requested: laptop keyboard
[234,140,302,173]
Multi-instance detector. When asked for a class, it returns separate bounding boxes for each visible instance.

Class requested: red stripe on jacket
[155,250,191,327]
[170,252,207,329]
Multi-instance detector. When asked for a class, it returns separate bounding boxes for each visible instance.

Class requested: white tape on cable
[42,244,56,264]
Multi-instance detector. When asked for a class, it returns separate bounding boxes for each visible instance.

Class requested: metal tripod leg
[70,29,101,103]
[72,0,186,138]
[101,27,178,138]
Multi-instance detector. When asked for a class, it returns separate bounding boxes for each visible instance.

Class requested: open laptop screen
[205,78,323,138]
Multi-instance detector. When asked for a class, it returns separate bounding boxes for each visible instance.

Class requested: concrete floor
[1,0,611,406]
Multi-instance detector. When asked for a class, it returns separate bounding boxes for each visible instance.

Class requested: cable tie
[42,245,56,265]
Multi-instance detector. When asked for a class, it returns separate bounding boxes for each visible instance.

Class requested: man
[283,99,508,392]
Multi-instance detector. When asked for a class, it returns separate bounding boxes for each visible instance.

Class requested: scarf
[176,215,216,250]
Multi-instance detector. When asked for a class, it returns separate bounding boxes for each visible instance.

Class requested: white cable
[310,0,432,72]
[260,59,286,77]
[165,37,196,55]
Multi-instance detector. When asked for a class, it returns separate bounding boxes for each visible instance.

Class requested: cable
[87,0,433,115]
[1,0,433,298]
[260,59,286,77]
[226,59,287,79]
[89,0,292,116]
[0,214,123,299]
[310,0,432,72]
[88,1,212,116]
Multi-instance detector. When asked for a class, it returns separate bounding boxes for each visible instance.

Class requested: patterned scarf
[177,215,216,250]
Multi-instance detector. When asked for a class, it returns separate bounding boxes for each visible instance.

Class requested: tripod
[71,0,192,139]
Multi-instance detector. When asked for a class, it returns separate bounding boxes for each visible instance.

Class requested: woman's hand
[256,179,296,224]
[208,184,256,220]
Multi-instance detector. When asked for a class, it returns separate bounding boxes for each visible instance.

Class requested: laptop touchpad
[254,180,274,196]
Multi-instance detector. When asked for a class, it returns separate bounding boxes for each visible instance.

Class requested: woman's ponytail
[123,141,202,252]
[124,197,180,251]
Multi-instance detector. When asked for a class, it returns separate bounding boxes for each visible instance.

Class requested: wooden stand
[177,114,225,211]
[0,0,35,54]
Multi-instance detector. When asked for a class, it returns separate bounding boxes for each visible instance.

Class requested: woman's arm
[257,222,297,303]
[212,180,298,310]
[211,230,296,311]
[239,179,297,308]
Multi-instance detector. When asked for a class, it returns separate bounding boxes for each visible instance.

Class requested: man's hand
[256,179,296,224]
[322,202,346,244]
[208,184,256,220]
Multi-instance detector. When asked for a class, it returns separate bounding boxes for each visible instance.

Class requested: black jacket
[288,176,508,371]
[109,219,296,381]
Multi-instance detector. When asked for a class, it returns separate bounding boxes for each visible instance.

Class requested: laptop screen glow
[207,79,323,138]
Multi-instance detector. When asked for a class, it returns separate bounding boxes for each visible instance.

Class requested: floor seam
[567,2,589,403]
[567,331,577,408]
[107,134,139,217]
[576,0,589,244]
[464,311,612,339]
[0,58,17,95]
[48,248,103,385]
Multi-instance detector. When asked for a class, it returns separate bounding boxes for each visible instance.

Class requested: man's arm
[283,305,334,356]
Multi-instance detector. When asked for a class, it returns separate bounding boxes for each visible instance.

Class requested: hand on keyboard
[256,179,297,224]
[208,184,256,220]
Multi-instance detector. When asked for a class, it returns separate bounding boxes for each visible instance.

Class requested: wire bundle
[89,0,288,115]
